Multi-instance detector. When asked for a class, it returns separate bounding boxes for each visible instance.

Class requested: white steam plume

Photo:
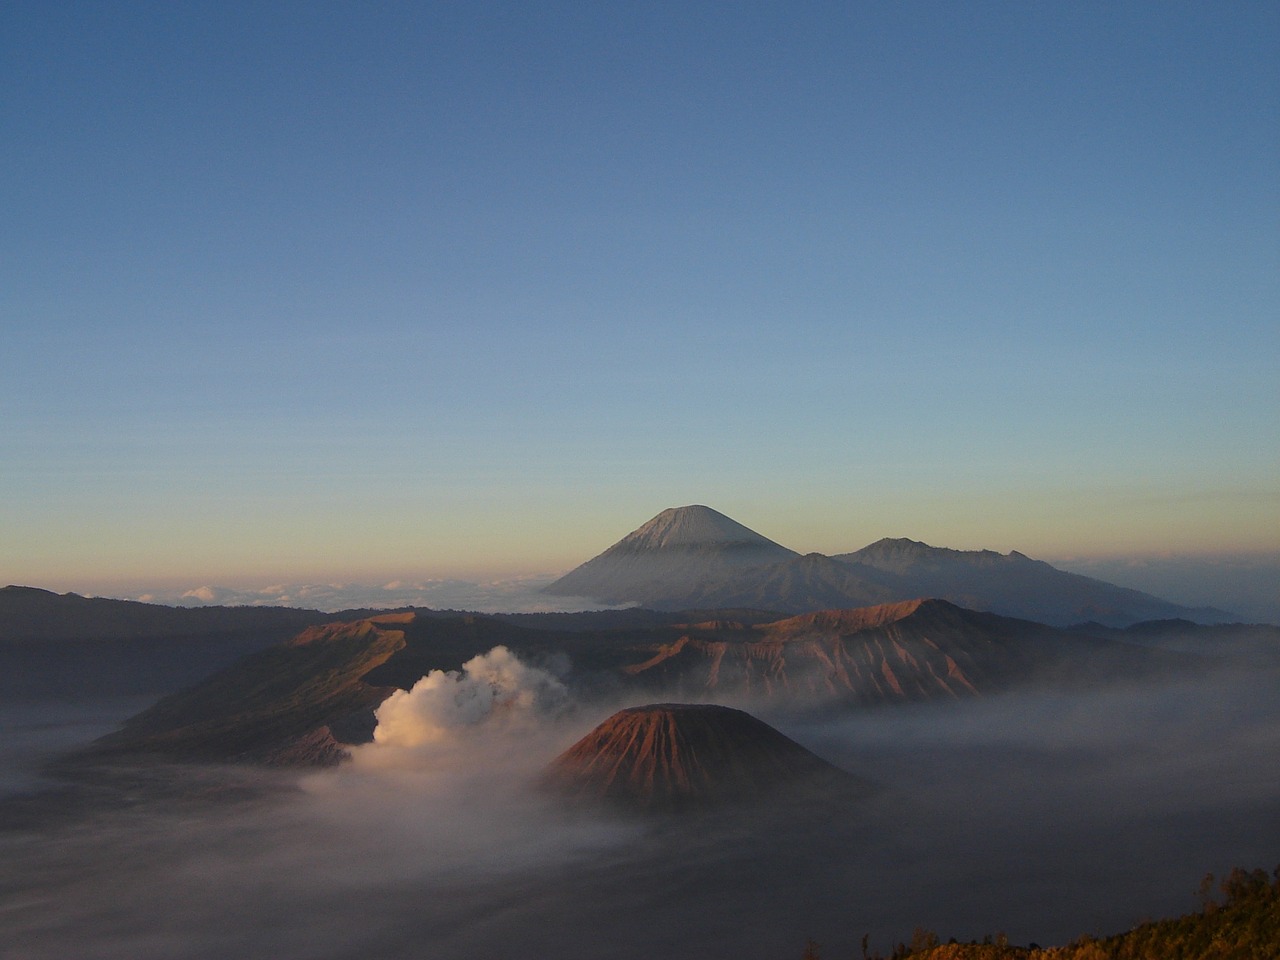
[372,645,569,748]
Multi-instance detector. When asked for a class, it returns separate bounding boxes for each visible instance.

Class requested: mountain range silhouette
[545,505,1233,626]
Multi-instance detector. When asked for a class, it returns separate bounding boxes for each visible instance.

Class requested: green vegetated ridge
[801,866,1279,960]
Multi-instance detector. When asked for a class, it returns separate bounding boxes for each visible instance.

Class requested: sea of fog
[2,658,1277,959]
[125,576,622,614]
[92,552,1280,623]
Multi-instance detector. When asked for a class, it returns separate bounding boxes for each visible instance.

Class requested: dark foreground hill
[0,585,338,698]
[838,865,1280,960]
[544,507,1235,626]
[542,703,865,810]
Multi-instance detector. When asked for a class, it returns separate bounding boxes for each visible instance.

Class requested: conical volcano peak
[543,506,797,604]
[620,505,791,552]
[545,509,1232,625]
[542,702,863,810]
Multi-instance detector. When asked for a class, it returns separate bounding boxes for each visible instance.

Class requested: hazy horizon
[11,538,1280,624]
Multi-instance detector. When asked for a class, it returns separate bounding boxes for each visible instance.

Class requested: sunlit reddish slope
[621,598,1083,704]
[543,702,862,810]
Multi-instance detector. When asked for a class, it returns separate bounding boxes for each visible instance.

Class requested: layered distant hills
[0,585,337,698]
[0,585,330,643]
[6,505,1263,773]
[80,600,1237,766]
[545,505,1234,627]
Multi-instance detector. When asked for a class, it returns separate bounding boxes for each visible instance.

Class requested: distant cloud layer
[1052,552,1280,624]
[122,553,1280,624]
[132,576,624,614]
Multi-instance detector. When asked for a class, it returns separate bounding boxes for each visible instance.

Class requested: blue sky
[2,1,1277,591]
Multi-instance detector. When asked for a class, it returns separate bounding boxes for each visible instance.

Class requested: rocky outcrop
[258,726,350,767]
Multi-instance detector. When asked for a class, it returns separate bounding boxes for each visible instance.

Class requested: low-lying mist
[127,576,621,615]
[3,651,1277,960]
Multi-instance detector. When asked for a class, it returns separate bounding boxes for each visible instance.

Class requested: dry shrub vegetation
[801,866,1280,960]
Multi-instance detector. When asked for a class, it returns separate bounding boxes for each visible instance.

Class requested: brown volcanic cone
[543,703,861,810]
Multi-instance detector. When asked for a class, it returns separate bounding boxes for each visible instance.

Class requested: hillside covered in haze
[545,506,1236,626]
[78,600,1235,766]
[0,585,338,698]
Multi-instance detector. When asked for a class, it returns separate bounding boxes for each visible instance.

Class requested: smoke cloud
[371,646,570,748]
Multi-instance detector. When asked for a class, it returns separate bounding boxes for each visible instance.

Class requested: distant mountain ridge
[546,508,1235,627]
[82,600,1193,766]
[834,537,1233,625]
[0,585,332,642]
[620,598,1144,705]
[0,585,339,698]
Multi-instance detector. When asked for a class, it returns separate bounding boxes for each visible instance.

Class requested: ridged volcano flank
[543,703,858,810]
[621,599,1072,705]
[613,505,791,552]
[544,506,797,605]
[761,598,934,635]
[757,598,981,639]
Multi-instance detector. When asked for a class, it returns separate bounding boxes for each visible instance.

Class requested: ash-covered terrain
[2,506,1276,959]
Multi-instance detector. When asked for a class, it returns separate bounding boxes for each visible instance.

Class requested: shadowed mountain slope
[84,612,549,765]
[543,508,1235,626]
[836,538,1235,626]
[542,702,864,810]
[77,601,1197,767]
[87,614,414,765]
[669,552,900,612]
[0,585,340,698]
